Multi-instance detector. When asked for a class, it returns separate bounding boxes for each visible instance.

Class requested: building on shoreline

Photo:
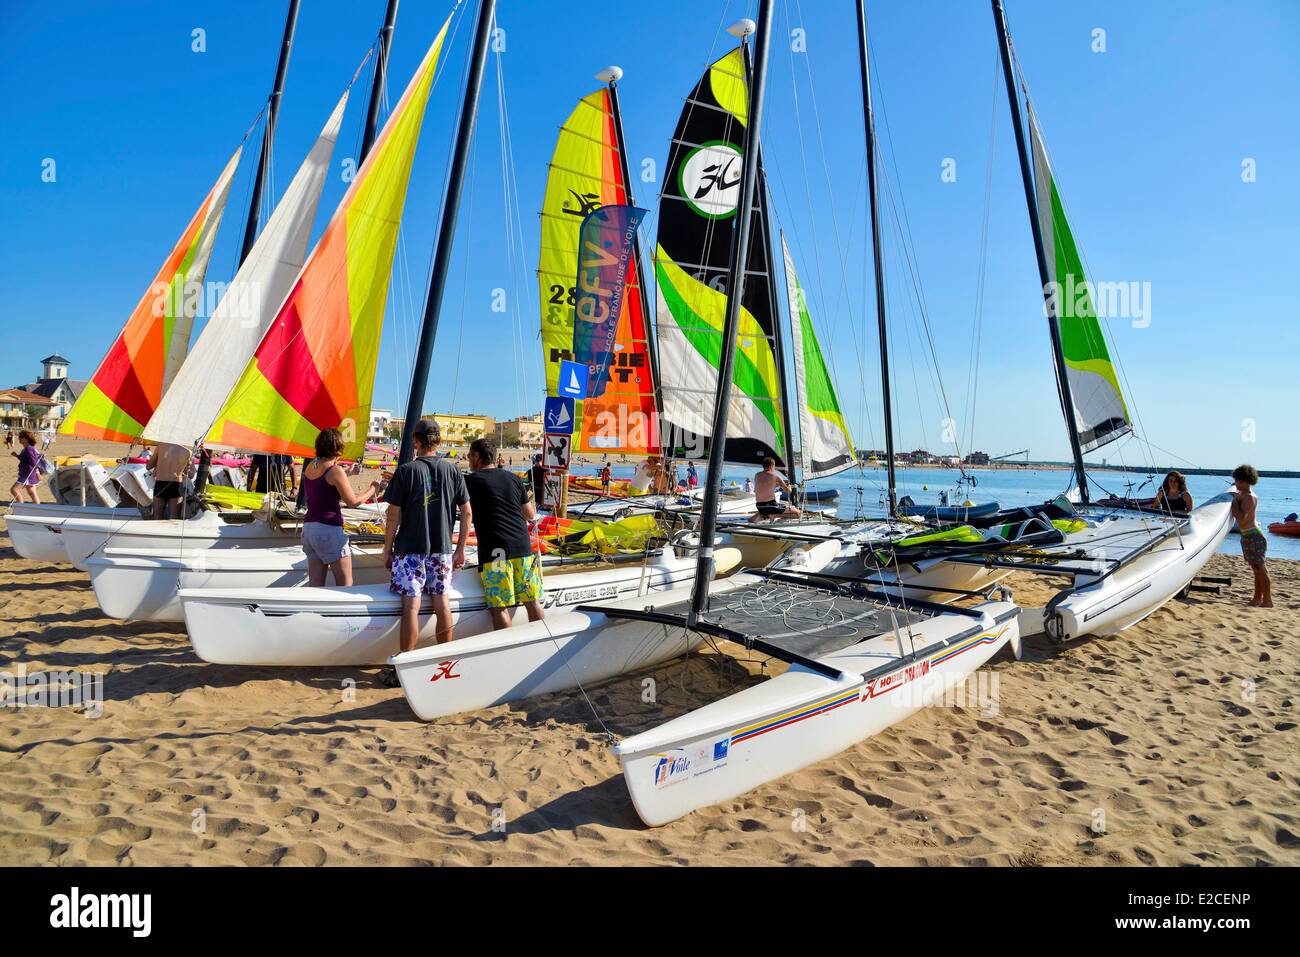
[12,354,86,425]
[0,388,58,429]
[499,414,543,447]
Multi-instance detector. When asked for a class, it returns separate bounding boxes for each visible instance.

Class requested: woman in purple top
[9,430,41,504]
[300,428,383,586]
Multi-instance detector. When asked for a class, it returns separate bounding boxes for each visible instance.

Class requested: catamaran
[918,0,1234,640]
[392,8,1022,833]
[7,0,351,563]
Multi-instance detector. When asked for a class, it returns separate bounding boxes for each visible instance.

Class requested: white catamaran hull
[4,504,131,563]
[179,548,735,667]
[86,544,389,622]
[394,540,842,722]
[1048,494,1233,639]
[59,511,300,572]
[617,601,1021,826]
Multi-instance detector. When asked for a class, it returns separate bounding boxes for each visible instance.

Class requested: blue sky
[2,0,1297,470]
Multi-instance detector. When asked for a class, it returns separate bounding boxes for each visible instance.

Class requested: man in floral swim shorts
[464,438,544,630]
[382,421,471,673]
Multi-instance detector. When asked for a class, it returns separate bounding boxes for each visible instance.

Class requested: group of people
[1108,466,1272,608]
[295,421,545,685]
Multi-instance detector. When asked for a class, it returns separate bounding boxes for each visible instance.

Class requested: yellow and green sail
[780,236,854,478]
[206,18,450,460]
[1030,108,1131,453]
[654,47,786,465]
[60,148,242,443]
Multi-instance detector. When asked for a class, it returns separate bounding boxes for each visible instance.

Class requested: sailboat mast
[854,0,897,516]
[690,1,775,624]
[606,75,665,442]
[739,45,799,491]
[991,0,1089,502]
[360,0,401,160]
[238,0,301,266]
[397,0,497,465]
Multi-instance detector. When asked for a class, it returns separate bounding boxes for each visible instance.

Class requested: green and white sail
[780,235,854,478]
[1029,107,1131,453]
[654,47,787,466]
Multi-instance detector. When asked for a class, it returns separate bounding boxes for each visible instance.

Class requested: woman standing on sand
[10,430,41,504]
[301,428,384,587]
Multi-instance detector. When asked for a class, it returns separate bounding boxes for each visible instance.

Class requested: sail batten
[60,148,242,444]
[205,18,451,459]
[655,47,785,466]
[1029,108,1131,454]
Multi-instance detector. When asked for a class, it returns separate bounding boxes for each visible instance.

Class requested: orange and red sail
[60,148,242,443]
[206,19,450,460]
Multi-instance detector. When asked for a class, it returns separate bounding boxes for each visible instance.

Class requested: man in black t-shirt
[528,454,546,508]
[465,438,544,630]
[382,420,471,660]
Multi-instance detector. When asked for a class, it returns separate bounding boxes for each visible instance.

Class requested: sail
[1029,108,1131,453]
[538,89,658,454]
[654,47,786,466]
[60,148,242,443]
[781,236,854,478]
[206,19,450,459]
[144,90,348,447]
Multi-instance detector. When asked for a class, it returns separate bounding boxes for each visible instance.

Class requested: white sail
[143,90,349,446]
[781,236,854,479]
[1028,108,1131,454]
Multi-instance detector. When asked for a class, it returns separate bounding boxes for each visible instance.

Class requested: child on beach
[9,430,41,503]
[1230,464,1272,607]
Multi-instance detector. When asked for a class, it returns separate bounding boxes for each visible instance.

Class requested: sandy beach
[1,443,1296,866]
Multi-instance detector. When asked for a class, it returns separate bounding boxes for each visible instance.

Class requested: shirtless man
[750,457,800,523]
[147,441,192,519]
[1230,464,1272,607]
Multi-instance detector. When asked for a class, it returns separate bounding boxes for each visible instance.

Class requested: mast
[397,0,497,465]
[238,0,301,266]
[690,2,775,624]
[854,0,897,516]
[604,69,666,446]
[991,0,1089,502]
[738,44,798,491]
[360,0,401,160]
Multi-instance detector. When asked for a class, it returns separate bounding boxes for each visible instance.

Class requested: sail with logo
[1028,105,1131,453]
[537,79,659,454]
[780,235,854,478]
[654,46,787,466]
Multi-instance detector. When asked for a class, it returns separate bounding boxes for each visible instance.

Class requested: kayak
[897,499,1001,522]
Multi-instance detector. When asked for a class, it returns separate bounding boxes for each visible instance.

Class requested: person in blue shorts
[382,420,471,678]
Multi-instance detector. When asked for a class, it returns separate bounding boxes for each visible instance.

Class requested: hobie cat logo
[679,141,742,219]
[49,887,151,937]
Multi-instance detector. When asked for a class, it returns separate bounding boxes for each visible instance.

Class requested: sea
[566,461,1300,562]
